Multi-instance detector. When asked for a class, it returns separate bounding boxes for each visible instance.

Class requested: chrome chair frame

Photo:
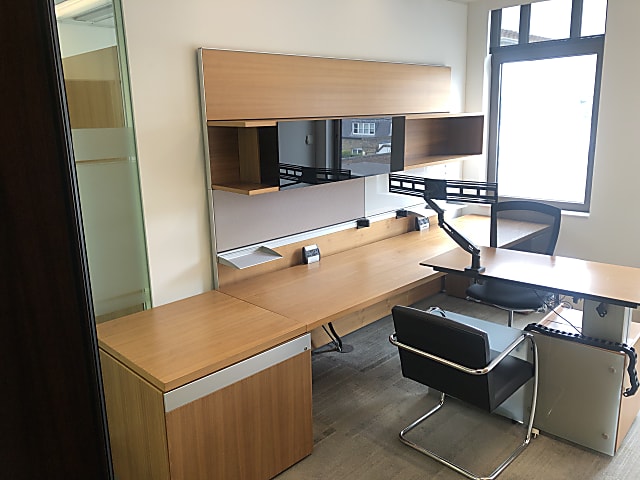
[389,331,539,480]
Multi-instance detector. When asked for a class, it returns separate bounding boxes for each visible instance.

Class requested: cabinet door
[164,336,312,480]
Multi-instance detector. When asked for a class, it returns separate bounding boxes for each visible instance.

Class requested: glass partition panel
[56,0,151,321]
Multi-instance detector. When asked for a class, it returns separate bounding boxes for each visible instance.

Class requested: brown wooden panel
[443,273,473,299]
[62,46,124,129]
[404,114,484,168]
[208,127,241,184]
[165,351,313,480]
[65,80,124,128]
[201,49,451,121]
[100,351,170,480]
[237,128,261,183]
[62,46,120,81]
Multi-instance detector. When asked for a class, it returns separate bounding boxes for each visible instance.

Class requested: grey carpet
[275,293,640,480]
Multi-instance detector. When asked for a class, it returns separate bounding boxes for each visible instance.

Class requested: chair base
[465,296,542,328]
[399,392,536,480]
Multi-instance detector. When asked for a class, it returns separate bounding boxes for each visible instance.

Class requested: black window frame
[487,0,606,213]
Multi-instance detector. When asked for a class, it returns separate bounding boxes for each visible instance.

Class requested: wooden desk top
[97,215,547,390]
[220,215,547,330]
[97,290,307,392]
[422,246,640,308]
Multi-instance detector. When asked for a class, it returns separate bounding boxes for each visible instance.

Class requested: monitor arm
[424,196,485,273]
[387,175,498,274]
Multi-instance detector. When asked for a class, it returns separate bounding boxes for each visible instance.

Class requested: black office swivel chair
[466,200,562,327]
[390,305,538,480]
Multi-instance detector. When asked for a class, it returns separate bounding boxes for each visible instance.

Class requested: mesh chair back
[490,200,561,255]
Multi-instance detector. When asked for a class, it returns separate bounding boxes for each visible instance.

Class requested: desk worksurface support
[422,246,640,455]
[97,215,549,480]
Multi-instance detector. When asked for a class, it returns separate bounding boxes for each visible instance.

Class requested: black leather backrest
[490,200,561,255]
[392,305,490,369]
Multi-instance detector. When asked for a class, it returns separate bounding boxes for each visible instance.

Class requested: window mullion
[571,0,584,38]
[490,9,502,49]
[519,4,531,44]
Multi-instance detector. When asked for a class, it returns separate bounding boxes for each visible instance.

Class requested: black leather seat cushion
[467,279,548,311]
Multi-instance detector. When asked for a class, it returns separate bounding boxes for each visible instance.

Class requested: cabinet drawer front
[164,333,310,412]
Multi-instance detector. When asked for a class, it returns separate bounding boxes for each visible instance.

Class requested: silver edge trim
[164,334,311,412]
[197,47,220,289]
[199,47,446,68]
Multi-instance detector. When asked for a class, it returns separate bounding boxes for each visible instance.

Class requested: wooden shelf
[402,154,481,169]
[212,182,279,195]
[404,113,484,168]
[207,119,278,127]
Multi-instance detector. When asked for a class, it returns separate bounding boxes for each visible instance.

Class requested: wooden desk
[422,246,640,311]
[97,215,548,479]
[98,290,312,480]
[422,246,640,455]
[221,215,548,335]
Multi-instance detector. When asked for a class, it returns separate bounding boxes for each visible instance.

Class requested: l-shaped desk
[423,246,640,455]
[97,214,635,479]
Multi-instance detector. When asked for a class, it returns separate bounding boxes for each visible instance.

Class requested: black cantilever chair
[390,305,538,480]
[466,200,562,327]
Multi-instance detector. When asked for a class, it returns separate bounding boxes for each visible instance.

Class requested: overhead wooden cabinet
[198,49,483,195]
[97,291,312,480]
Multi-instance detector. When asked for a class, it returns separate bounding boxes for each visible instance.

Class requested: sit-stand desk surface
[421,246,640,310]
[422,246,640,455]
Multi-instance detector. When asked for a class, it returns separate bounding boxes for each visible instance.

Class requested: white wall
[121,0,470,306]
[465,0,640,268]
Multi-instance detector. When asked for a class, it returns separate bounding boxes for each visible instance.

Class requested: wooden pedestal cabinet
[97,290,313,480]
[100,335,312,480]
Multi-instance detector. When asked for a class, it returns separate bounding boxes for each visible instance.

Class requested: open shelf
[212,183,279,195]
[207,114,484,195]
[404,113,484,168]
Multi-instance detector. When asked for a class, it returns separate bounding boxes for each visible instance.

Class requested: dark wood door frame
[1,1,112,478]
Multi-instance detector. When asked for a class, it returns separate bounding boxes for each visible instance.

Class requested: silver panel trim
[164,334,310,412]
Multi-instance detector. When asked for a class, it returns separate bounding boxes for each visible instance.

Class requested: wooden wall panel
[201,49,451,121]
[217,215,424,286]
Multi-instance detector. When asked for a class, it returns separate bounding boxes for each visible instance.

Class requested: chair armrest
[389,332,536,376]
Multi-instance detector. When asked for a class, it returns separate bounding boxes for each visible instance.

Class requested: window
[488,0,607,212]
[352,122,375,136]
